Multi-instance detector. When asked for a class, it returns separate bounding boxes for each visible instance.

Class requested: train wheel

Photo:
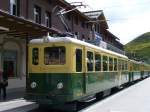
[96,92,103,100]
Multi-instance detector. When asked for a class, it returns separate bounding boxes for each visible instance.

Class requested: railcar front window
[32,48,39,65]
[44,46,66,65]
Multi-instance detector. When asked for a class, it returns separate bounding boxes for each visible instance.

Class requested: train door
[85,48,95,93]
[75,47,87,94]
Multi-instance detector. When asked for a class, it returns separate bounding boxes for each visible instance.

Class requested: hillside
[125,32,150,64]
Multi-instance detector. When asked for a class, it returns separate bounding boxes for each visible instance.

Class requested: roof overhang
[106,29,120,40]
[0,9,62,38]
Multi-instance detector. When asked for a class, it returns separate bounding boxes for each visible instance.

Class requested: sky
[66,0,150,44]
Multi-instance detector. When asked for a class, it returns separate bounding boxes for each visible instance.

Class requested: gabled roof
[84,10,103,19]
[84,10,109,29]
[56,1,109,29]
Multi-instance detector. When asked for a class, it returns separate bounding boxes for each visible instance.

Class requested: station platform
[0,98,37,112]
[80,77,150,112]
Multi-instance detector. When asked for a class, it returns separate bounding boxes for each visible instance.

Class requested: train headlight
[57,82,63,89]
[31,82,37,89]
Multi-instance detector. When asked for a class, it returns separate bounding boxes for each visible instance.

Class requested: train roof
[129,59,143,64]
[30,36,128,59]
[130,60,150,66]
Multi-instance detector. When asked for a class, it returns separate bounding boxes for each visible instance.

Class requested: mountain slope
[125,32,150,64]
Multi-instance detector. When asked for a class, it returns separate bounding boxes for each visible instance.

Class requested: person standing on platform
[0,68,7,100]
[0,69,3,99]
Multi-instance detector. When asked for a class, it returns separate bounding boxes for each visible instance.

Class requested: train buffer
[80,77,150,112]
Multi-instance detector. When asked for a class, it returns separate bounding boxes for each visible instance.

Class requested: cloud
[109,11,150,44]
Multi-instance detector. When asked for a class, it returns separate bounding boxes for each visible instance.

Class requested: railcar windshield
[44,46,66,65]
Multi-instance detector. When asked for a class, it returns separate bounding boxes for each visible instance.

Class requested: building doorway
[3,51,17,78]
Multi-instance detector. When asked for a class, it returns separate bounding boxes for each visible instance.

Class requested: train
[25,36,150,110]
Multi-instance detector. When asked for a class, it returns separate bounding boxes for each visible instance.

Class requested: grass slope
[125,32,150,63]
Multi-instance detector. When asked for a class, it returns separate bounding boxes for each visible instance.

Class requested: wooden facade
[0,0,123,48]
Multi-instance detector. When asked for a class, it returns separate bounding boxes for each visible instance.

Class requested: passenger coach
[25,36,150,109]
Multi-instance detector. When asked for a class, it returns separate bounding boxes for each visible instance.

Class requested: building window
[81,21,85,28]
[10,0,20,16]
[91,25,93,31]
[75,15,78,25]
[76,49,82,72]
[95,24,97,32]
[67,13,71,20]
[97,24,100,33]
[86,23,89,29]
[45,11,51,28]
[34,5,41,24]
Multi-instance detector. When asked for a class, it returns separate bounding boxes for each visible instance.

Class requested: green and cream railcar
[142,63,150,78]
[128,60,143,81]
[26,37,134,105]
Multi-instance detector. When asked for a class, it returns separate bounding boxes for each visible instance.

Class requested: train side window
[118,59,122,71]
[130,62,133,71]
[32,48,39,65]
[95,53,101,71]
[87,51,93,71]
[44,46,66,65]
[109,57,113,71]
[125,61,128,70]
[136,64,138,71]
[103,55,108,71]
[133,63,136,71]
[76,49,82,72]
[114,58,117,71]
[122,60,124,70]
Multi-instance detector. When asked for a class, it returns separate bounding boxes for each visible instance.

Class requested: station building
[0,0,124,91]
